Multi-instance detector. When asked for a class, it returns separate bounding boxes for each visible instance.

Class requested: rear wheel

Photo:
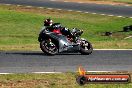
[80,40,93,55]
[40,40,58,55]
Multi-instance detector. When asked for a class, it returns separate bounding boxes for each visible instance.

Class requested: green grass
[0,5,132,50]
[0,72,132,88]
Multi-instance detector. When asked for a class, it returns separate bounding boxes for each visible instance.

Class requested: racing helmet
[44,18,53,26]
[52,23,61,29]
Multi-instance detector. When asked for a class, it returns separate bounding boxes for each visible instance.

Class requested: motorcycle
[38,24,93,55]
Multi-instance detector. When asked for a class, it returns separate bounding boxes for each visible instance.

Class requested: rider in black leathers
[44,18,73,39]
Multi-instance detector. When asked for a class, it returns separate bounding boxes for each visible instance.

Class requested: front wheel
[80,40,93,55]
[40,40,58,55]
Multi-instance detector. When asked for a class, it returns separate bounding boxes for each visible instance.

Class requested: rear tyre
[40,40,58,55]
[80,40,93,55]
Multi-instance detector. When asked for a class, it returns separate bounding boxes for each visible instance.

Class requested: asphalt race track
[0,0,132,17]
[0,50,132,73]
[0,0,132,73]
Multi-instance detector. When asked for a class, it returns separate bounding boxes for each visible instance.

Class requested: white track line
[0,73,13,74]
[108,15,114,17]
[117,16,123,18]
[76,11,82,13]
[32,72,62,74]
[0,71,122,74]
[78,2,84,4]
[38,7,44,9]
[50,0,56,1]
[94,49,132,50]
[100,14,106,16]
[33,71,119,73]
[84,12,89,13]
[64,1,69,3]
[125,5,130,7]
[124,36,132,39]
[111,4,115,5]
[47,8,53,10]
[26,6,32,8]
[86,71,116,72]
[5,4,11,6]
[92,13,97,14]
[17,5,22,7]
[57,9,62,10]
[68,10,73,11]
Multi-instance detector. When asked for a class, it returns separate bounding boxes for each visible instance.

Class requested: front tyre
[80,40,93,55]
[40,40,58,55]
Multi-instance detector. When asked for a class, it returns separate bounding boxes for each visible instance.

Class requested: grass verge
[0,4,132,50]
[0,72,132,88]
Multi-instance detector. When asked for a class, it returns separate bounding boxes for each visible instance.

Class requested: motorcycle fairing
[40,31,80,53]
